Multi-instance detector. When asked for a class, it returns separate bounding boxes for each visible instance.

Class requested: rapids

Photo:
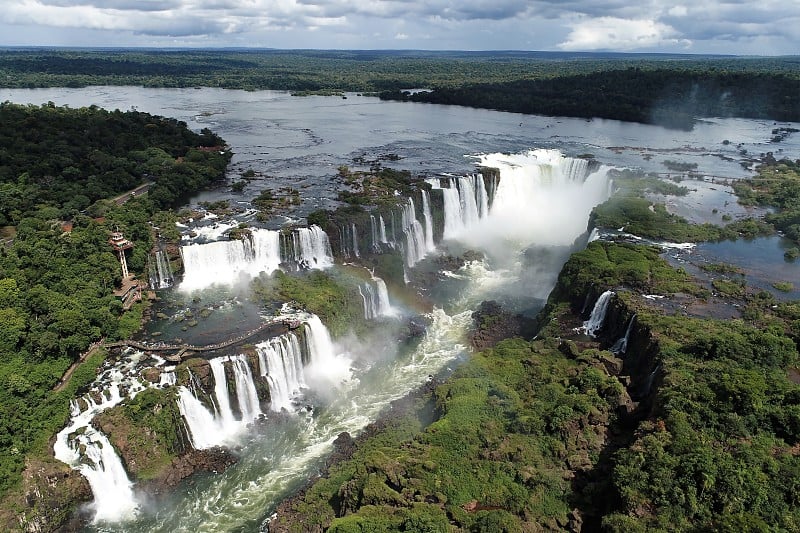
[4,87,794,532]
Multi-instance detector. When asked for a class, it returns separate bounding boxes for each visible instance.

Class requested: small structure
[109,230,133,279]
[109,230,141,309]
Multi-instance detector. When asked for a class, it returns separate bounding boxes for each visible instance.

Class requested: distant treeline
[380,69,800,129]
[1,48,799,97]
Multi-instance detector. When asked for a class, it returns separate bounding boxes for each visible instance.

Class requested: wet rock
[470,300,537,350]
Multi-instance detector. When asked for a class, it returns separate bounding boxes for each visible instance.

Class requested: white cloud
[558,16,689,51]
[0,0,796,53]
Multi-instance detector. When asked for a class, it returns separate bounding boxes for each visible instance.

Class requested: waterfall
[302,314,352,387]
[55,424,138,523]
[371,214,392,252]
[351,223,360,258]
[379,215,389,245]
[428,174,489,239]
[360,275,396,319]
[582,290,614,338]
[53,354,154,523]
[611,314,636,355]
[400,198,427,267]
[428,150,610,249]
[421,190,435,252]
[588,227,600,243]
[149,249,174,289]
[290,225,334,269]
[180,229,281,290]
[255,334,306,412]
[178,354,264,449]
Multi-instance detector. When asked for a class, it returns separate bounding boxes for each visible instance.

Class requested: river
[3,87,799,532]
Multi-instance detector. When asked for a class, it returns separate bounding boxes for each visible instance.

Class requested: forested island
[0,52,799,532]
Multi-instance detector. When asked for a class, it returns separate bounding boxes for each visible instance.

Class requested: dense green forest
[2,49,798,127]
[0,104,229,497]
[381,69,800,129]
[270,235,800,531]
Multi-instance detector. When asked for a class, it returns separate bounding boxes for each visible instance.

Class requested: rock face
[469,300,536,350]
[141,447,237,494]
[3,455,92,533]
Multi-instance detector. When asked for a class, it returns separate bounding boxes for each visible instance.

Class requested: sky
[0,1,798,55]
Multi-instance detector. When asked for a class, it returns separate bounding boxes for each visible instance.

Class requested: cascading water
[351,223,360,258]
[180,229,281,290]
[421,190,435,251]
[290,225,334,269]
[399,198,428,267]
[85,148,618,532]
[359,275,396,319]
[149,249,174,289]
[430,150,611,251]
[256,334,306,412]
[178,354,264,449]
[54,351,167,524]
[582,290,615,338]
[611,314,636,355]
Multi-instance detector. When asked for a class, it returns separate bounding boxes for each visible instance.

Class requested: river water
[3,88,799,532]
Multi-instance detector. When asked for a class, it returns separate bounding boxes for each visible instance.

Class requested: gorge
[1,87,798,532]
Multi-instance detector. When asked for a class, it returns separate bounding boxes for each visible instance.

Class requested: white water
[78,148,620,532]
[150,250,174,289]
[429,150,610,256]
[421,190,436,251]
[351,223,360,258]
[180,229,281,291]
[291,225,334,269]
[359,275,397,320]
[255,334,306,412]
[582,290,615,337]
[302,314,353,389]
[611,313,636,355]
[400,198,428,267]
[179,354,265,449]
[54,352,156,524]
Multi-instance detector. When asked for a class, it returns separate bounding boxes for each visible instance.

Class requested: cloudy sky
[0,0,798,54]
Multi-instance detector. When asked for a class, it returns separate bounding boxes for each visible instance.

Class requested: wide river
[3,88,799,532]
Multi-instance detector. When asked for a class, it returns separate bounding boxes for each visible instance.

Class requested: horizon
[1,1,799,56]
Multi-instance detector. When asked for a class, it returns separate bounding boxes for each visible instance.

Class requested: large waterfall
[256,334,306,412]
[180,225,334,290]
[431,150,609,249]
[399,197,434,267]
[178,313,350,448]
[180,229,282,291]
[290,225,334,269]
[53,351,166,523]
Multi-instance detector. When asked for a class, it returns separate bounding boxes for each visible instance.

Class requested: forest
[380,69,800,129]
[0,103,230,497]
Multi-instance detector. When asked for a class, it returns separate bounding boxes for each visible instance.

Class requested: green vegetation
[271,336,620,532]
[252,188,301,220]
[590,193,775,243]
[733,158,800,245]
[272,236,800,531]
[382,68,800,129]
[95,387,187,481]
[552,242,706,308]
[3,50,797,127]
[252,269,364,337]
[0,102,229,224]
[0,104,230,497]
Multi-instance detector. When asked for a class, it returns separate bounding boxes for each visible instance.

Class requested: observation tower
[109,230,133,279]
